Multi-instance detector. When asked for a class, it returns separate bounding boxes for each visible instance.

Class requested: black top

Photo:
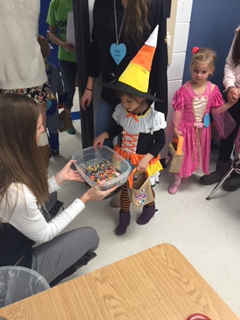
[87,0,169,116]
[0,223,34,267]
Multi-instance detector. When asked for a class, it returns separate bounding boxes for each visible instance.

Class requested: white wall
[162,0,193,156]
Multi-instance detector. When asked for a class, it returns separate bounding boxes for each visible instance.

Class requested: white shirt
[223,25,240,89]
[0,1,47,89]
[0,177,85,245]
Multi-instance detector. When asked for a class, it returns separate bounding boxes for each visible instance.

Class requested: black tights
[219,99,240,162]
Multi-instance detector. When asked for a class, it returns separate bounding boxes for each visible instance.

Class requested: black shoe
[199,172,223,185]
[52,149,60,158]
[199,160,232,185]
[73,251,97,270]
[222,170,240,191]
[49,251,97,287]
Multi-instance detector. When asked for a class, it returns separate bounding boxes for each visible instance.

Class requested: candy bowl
[72,146,132,190]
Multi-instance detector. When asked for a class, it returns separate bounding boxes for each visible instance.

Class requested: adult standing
[46,0,77,135]
[0,0,50,167]
[80,0,169,148]
[200,26,240,190]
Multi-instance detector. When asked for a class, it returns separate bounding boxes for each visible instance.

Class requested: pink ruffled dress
[172,81,225,177]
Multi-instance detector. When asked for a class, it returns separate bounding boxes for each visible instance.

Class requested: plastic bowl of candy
[72,146,132,190]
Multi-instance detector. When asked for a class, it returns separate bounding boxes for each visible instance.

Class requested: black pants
[219,98,240,162]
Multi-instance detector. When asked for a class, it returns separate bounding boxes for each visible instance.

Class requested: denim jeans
[95,98,116,148]
[58,59,77,110]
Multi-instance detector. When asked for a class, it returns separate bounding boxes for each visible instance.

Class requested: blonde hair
[0,93,49,214]
[190,47,216,72]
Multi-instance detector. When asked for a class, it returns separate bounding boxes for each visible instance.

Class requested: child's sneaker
[52,149,60,158]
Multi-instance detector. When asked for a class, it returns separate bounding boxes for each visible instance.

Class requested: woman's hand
[80,90,92,111]
[54,160,84,185]
[93,133,108,149]
[80,184,117,203]
[227,87,239,102]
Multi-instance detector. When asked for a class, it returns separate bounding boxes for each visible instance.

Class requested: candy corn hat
[103,25,161,101]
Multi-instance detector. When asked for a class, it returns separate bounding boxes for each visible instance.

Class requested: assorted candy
[80,159,121,183]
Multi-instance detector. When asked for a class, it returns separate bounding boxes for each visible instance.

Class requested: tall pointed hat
[103,25,161,101]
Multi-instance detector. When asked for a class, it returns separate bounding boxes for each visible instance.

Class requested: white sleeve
[48,176,61,193]
[9,183,85,245]
[112,103,122,124]
[223,26,240,89]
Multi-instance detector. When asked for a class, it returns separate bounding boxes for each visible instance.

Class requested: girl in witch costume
[93,26,166,235]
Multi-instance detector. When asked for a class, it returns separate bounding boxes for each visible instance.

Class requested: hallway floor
[48,96,240,317]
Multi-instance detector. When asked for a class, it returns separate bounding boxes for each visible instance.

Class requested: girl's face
[36,114,44,144]
[191,61,214,85]
[120,94,145,113]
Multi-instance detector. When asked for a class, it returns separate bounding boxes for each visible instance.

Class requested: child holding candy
[93,26,166,235]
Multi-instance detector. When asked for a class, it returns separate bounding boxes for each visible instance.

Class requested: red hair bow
[192,47,199,54]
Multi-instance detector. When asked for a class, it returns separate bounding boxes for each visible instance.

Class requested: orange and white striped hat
[103,25,160,101]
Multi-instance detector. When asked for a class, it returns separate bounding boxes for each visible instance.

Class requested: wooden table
[0,243,239,320]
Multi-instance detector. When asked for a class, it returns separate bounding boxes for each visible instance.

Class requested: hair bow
[192,47,199,54]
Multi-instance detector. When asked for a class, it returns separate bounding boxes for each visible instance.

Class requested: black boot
[137,203,158,225]
[199,160,231,185]
[49,251,96,287]
[223,159,240,191]
[115,211,130,235]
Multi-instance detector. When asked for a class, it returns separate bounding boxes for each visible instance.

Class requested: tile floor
[48,92,240,317]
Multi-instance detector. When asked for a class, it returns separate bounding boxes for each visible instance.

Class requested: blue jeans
[95,98,116,148]
[58,59,77,110]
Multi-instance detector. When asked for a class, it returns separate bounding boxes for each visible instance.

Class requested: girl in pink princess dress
[168,47,237,195]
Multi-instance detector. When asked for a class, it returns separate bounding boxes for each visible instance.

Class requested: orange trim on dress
[125,113,139,122]
[114,144,160,165]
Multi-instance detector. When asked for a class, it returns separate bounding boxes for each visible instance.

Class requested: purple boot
[116,211,131,235]
[137,203,158,225]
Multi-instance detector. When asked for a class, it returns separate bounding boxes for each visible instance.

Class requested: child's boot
[116,210,131,235]
[137,203,157,225]
[168,175,182,195]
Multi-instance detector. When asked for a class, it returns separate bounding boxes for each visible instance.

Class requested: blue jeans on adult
[58,59,77,110]
[95,98,116,148]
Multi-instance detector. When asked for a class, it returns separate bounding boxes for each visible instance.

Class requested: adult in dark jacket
[80,0,169,148]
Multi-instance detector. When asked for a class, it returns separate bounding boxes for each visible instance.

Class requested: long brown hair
[232,29,240,67]
[0,93,49,209]
[124,0,151,40]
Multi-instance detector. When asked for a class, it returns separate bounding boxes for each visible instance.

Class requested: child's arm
[173,110,183,137]
[137,128,166,172]
[137,154,154,172]
[212,100,236,114]
[93,132,109,149]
